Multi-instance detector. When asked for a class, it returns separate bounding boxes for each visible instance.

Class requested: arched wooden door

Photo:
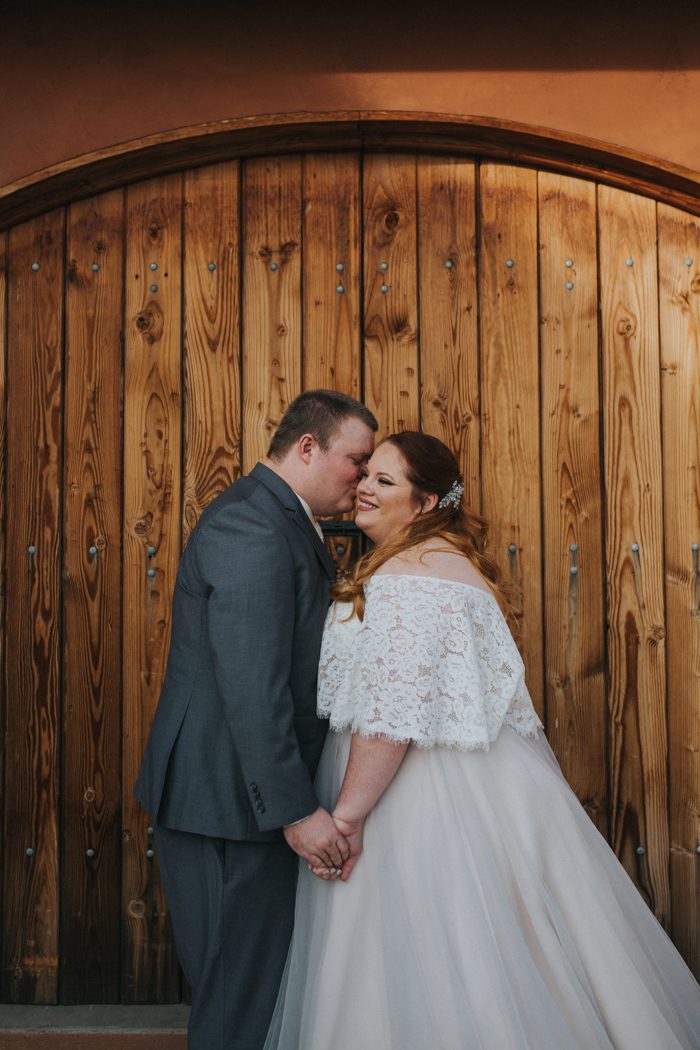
[1,150,698,1004]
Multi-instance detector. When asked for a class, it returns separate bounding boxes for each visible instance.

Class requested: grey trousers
[154,826,299,1050]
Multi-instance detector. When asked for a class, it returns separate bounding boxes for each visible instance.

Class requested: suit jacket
[135,463,336,841]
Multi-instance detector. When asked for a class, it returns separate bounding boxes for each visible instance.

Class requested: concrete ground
[0,1005,189,1049]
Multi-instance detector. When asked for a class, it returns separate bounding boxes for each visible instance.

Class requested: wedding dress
[264,574,700,1049]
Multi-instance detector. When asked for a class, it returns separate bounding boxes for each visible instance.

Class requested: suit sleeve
[192,500,320,831]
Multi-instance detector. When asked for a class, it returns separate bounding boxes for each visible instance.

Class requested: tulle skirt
[264,727,700,1049]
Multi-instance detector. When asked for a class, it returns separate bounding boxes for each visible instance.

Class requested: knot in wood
[184,501,198,530]
[136,303,164,344]
[133,514,153,536]
[384,210,400,231]
[691,274,700,294]
[128,899,147,919]
[83,787,96,803]
[648,625,666,644]
[616,316,636,337]
[94,536,107,551]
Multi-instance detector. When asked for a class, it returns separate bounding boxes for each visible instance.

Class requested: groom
[135,390,377,1050]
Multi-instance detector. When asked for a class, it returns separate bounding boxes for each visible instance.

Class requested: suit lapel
[250,463,337,581]
[291,506,337,581]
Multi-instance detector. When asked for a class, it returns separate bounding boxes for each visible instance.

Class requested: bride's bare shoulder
[376,543,494,595]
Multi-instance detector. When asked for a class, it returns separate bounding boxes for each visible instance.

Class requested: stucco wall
[2,2,699,188]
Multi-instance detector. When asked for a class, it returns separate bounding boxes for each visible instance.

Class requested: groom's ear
[297,433,317,464]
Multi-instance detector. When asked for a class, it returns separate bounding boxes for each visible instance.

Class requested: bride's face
[355,442,431,545]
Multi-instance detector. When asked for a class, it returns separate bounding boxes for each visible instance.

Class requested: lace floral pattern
[318,574,542,751]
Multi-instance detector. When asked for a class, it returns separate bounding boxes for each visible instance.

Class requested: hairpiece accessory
[438,479,464,510]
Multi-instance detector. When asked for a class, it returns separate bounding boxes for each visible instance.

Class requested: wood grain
[60,191,124,1003]
[122,176,182,1002]
[302,153,361,396]
[478,163,544,716]
[183,162,241,544]
[538,172,608,834]
[302,153,363,541]
[598,185,670,922]
[417,156,479,507]
[241,156,302,472]
[3,211,64,1003]
[363,155,419,436]
[1,148,700,997]
[658,202,700,975]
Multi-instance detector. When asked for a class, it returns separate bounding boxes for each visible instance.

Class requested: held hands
[309,813,364,882]
[283,806,350,872]
[306,732,406,881]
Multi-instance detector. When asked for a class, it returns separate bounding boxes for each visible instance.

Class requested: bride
[264,431,700,1049]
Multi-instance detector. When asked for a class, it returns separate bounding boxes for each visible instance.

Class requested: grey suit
[135,463,335,1049]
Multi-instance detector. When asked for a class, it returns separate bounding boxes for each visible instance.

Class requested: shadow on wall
[2,0,698,73]
[1,0,699,190]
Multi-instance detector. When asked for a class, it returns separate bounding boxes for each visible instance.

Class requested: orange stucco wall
[2,3,699,189]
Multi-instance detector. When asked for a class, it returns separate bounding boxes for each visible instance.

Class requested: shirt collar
[292,489,325,541]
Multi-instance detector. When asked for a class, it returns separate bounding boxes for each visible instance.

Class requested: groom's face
[308,416,375,516]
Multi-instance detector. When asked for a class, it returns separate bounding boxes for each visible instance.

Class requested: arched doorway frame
[1,110,699,228]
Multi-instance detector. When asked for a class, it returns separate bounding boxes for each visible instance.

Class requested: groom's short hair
[267,389,378,460]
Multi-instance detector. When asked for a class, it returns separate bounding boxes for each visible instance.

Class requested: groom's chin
[333,498,356,514]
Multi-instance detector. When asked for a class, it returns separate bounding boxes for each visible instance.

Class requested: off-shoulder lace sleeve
[317,574,542,751]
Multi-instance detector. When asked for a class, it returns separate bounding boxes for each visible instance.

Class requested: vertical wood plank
[418,156,479,508]
[363,155,419,436]
[122,176,182,1002]
[599,186,670,921]
[61,191,123,1003]
[3,211,64,1003]
[658,203,700,973]
[241,157,302,473]
[538,173,608,835]
[302,153,361,396]
[303,153,363,571]
[478,163,544,715]
[183,162,241,545]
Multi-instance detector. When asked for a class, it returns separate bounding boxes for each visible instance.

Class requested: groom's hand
[283,807,350,870]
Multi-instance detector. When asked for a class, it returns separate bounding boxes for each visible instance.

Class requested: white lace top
[318,574,542,751]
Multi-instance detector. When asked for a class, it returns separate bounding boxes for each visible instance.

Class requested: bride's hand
[331,814,364,881]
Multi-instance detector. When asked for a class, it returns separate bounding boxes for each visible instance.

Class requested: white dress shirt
[293,490,325,542]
